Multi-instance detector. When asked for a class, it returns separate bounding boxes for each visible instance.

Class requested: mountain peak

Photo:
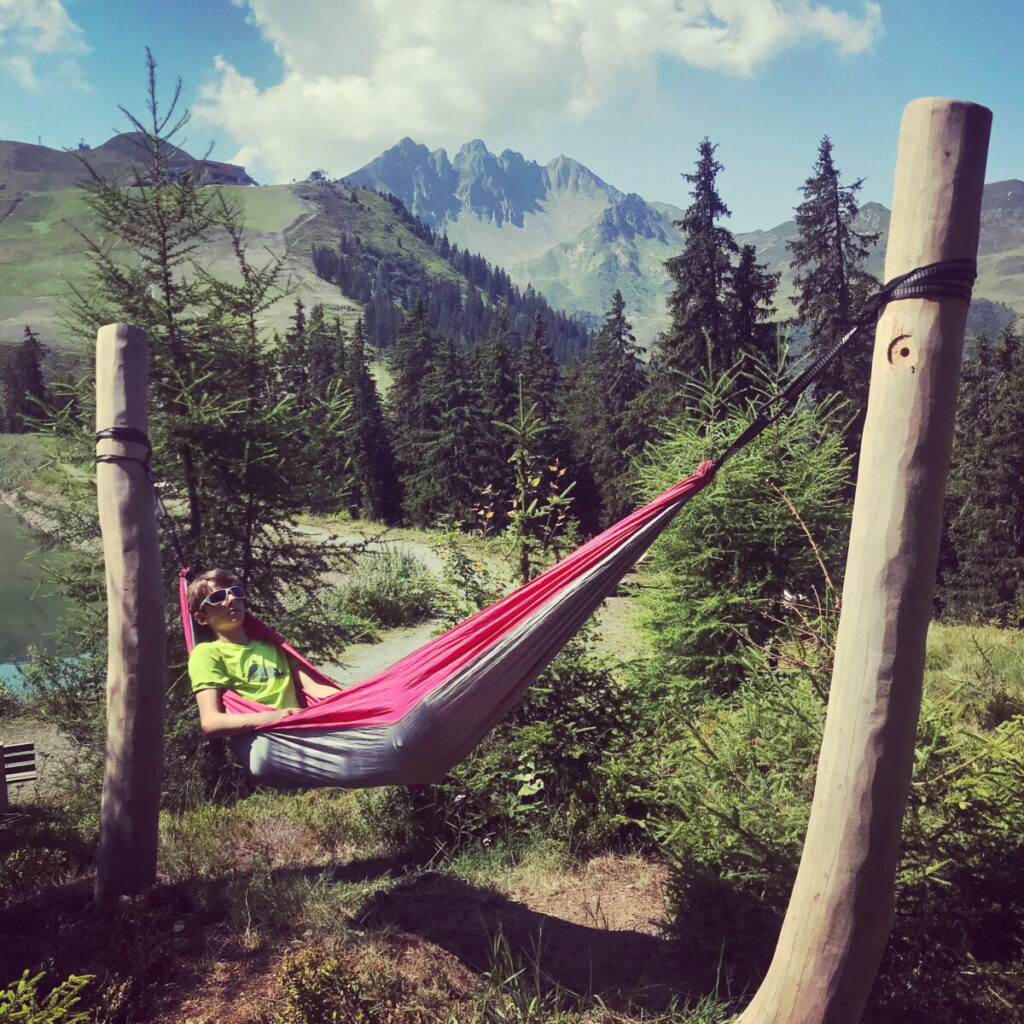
[544,154,612,197]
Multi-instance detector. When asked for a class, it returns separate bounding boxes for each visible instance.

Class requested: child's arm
[195,687,301,736]
[290,658,342,700]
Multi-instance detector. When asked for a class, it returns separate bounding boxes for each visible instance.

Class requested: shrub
[272,948,409,1024]
[0,808,94,909]
[362,637,649,856]
[649,615,1024,1022]
[329,547,439,628]
[0,971,92,1024]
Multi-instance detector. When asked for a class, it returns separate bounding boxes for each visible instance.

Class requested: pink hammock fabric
[181,460,715,788]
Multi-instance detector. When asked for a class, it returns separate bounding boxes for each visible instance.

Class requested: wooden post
[736,98,991,1024]
[94,324,166,902]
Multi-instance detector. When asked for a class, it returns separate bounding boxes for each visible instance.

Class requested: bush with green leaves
[647,610,1024,1022]
[0,809,94,909]
[272,948,410,1024]
[328,546,439,629]
[0,971,92,1024]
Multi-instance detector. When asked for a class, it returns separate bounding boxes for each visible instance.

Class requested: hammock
[164,259,974,791]
[180,461,715,789]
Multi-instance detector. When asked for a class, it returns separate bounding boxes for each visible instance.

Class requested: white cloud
[0,0,89,94]
[196,0,882,183]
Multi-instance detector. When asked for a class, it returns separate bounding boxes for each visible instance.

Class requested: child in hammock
[187,568,340,736]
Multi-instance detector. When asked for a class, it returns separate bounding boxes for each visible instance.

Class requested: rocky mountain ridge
[347,138,1024,345]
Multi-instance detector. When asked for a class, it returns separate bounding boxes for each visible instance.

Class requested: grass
[0,433,53,492]
[924,621,1024,726]
[218,184,310,234]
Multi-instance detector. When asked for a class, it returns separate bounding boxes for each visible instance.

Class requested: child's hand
[263,708,301,725]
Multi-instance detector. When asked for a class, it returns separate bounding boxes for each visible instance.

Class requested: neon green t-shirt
[188,638,299,710]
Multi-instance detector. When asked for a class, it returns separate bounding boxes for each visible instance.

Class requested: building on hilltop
[161,158,258,186]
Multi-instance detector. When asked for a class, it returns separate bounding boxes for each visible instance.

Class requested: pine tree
[387,300,437,485]
[1,326,50,432]
[648,138,737,419]
[939,322,1024,625]
[306,305,347,390]
[517,312,561,431]
[402,335,478,526]
[788,136,879,413]
[637,362,852,698]
[728,244,781,400]
[345,319,401,523]
[502,384,575,585]
[278,297,309,399]
[566,291,650,525]
[59,51,353,648]
[25,53,359,805]
[387,300,457,524]
[471,306,519,505]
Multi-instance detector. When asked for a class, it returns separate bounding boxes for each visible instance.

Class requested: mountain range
[2,134,1021,353]
[346,138,1024,345]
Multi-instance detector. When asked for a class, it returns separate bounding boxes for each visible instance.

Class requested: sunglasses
[201,585,246,608]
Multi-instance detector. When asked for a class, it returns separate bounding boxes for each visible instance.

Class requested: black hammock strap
[713,258,977,469]
[95,426,188,568]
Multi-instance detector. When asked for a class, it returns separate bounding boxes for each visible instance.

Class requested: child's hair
[186,568,242,616]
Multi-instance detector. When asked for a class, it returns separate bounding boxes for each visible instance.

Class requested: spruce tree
[648,138,737,419]
[345,319,401,523]
[306,305,346,386]
[23,53,359,804]
[939,322,1024,625]
[278,297,309,400]
[517,311,561,429]
[1,326,50,432]
[402,335,478,526]
[566,291,650,525]
[388,299,465,524]
[637,363,852,698]
[388,300,437,495]
[471,305,519,510]
[787,136,879,414]
[515,311,571,510]
[728,244,781,400]
[59,51,353,650]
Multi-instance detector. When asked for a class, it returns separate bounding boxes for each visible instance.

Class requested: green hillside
[0,181,363,349]
[0,164,585,360]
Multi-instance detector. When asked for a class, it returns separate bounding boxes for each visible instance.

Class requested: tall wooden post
[736,98,991,1024]
[94,324,166,902]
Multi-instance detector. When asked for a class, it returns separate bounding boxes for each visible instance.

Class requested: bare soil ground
[0,852,692,1024]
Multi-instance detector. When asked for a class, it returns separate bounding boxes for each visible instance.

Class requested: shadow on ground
[0,851,740,1020]
[352,870,719,1012]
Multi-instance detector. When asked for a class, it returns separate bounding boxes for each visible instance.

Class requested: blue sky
[1,0,1020,232]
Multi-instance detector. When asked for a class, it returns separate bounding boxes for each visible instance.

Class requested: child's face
[195,584,246,633]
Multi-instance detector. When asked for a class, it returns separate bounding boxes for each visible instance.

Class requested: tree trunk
[95,323,166,902]
[736,97,991,1024]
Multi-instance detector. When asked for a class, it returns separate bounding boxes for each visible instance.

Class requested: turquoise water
[0,504,67,669]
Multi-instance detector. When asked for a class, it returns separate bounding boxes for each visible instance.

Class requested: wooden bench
[1,742,37,810]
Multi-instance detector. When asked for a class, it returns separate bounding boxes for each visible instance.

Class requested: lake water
[0,504,67,681]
